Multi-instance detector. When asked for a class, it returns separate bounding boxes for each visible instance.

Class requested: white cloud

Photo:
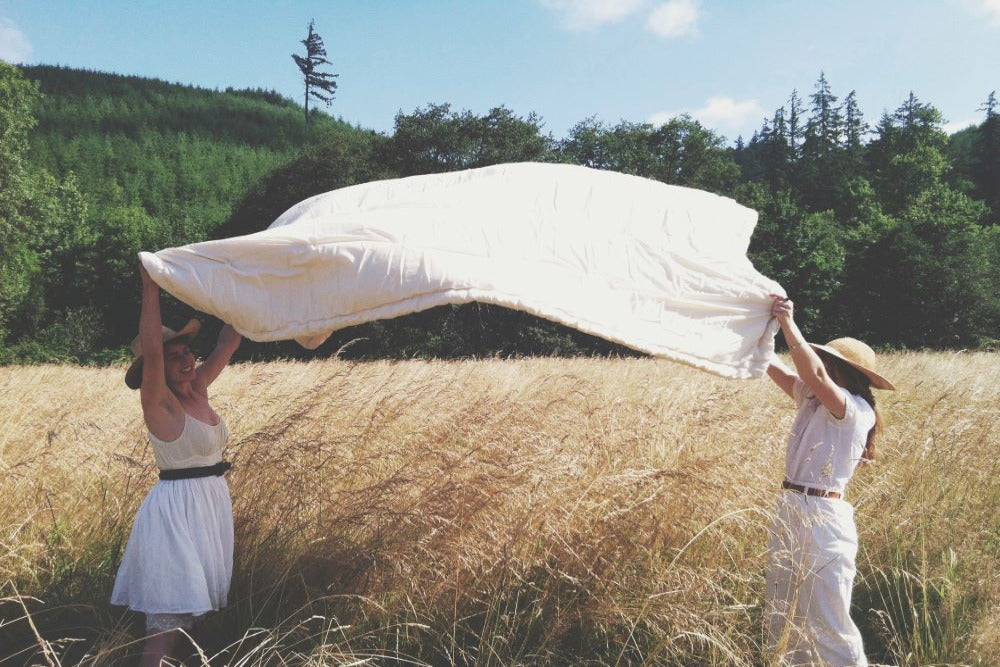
[969,0,1000,25]
[692,97,764,129]
[649,96,765,135]
[943,116,980,135]
[0,18,33,64]
[541,0,700,37]
[541,0,646,31]
[646,0,698,38]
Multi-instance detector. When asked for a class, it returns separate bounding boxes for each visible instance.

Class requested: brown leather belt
[782,480,841,499]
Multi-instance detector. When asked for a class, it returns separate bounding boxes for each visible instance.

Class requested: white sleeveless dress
[111,413,234,618]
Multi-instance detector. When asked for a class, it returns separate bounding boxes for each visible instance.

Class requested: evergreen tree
[843,90,868,158]
[765,105,794,188]
[787,89,805,161]
[868,93,949,214]
[291,19,339,127]
[799,73,845,212]
[740,107,794,190]
[803,73,843,157]
[972,91,999,223]
[734,124,770,184]
[818,90,878,220]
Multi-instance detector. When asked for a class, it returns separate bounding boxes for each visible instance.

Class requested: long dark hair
[823,353,882,463]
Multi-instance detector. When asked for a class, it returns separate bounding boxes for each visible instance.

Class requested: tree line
[0,63,996,363]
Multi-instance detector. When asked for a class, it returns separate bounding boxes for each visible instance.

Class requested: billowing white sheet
[140,162,784,378]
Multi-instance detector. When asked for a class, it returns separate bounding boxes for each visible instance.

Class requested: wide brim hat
[808,337,895,391]
[124,318,201,390]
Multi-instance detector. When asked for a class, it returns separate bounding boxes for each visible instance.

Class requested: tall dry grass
[0,352,997,665]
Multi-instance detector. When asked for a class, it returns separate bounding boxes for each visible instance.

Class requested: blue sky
[1,0,998,144]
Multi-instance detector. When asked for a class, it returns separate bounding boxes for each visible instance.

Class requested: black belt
[159,461,232,480]
[782,480,841,499]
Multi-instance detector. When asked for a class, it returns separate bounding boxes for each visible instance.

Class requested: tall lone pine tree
[291,19,338,127]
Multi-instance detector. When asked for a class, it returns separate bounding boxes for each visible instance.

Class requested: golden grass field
[1,352,998,665]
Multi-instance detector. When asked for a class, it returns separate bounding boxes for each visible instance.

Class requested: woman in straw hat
[764,294,894,667]
[111,265,241,666]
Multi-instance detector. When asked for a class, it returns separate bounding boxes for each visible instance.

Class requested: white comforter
[140,162,783,378]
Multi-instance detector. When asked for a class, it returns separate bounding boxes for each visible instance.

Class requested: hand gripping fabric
[139,162,784,378]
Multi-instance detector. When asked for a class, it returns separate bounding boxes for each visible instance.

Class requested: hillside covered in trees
[1,63,997,363]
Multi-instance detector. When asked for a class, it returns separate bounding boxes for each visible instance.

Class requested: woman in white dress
[765,295,894,666]
[112,265,241,666]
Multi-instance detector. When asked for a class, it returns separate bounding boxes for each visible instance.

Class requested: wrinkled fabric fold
[140,162,784,378]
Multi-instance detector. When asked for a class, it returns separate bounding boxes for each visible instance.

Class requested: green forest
[1,63,997,364]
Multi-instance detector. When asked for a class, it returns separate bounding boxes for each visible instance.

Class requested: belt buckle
[782,480,836,498]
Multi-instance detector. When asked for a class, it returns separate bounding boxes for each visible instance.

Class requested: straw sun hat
[124,319,202,389]
[808,337,895,391]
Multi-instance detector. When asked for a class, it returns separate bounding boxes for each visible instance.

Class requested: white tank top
[149,413,228,471]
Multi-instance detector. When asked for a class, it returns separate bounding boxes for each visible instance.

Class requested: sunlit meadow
[1,352,997,665]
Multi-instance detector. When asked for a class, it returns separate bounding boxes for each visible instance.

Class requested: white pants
[766,492,868,666]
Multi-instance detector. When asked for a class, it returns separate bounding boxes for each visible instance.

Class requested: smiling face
[163,339,197,388]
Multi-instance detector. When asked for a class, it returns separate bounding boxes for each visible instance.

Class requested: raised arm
[138,265,184,431]
[769,295,847,418]
[196,324,242,387]
[766,353,798,399]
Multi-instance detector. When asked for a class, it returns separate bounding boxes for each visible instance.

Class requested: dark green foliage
[860,186,996,347]
[232,303,633,363]
[387,103,554,176]
[223,86,299,109]
[216,124,393,238]
[971,92,999,224]
[799,73,847,213]
[0,62,41,340]
[559,116,739,193]
[5,65,353,358]
[867,93,951,215]
[739,183,845,337]
[738,102,797,192]
[27,66,311,149]
[1,65,997,362]
[0,63,91,350]
[220,104,627,360]
[736,77,998,348]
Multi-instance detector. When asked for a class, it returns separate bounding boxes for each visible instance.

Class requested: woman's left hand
[770,294,794,323]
